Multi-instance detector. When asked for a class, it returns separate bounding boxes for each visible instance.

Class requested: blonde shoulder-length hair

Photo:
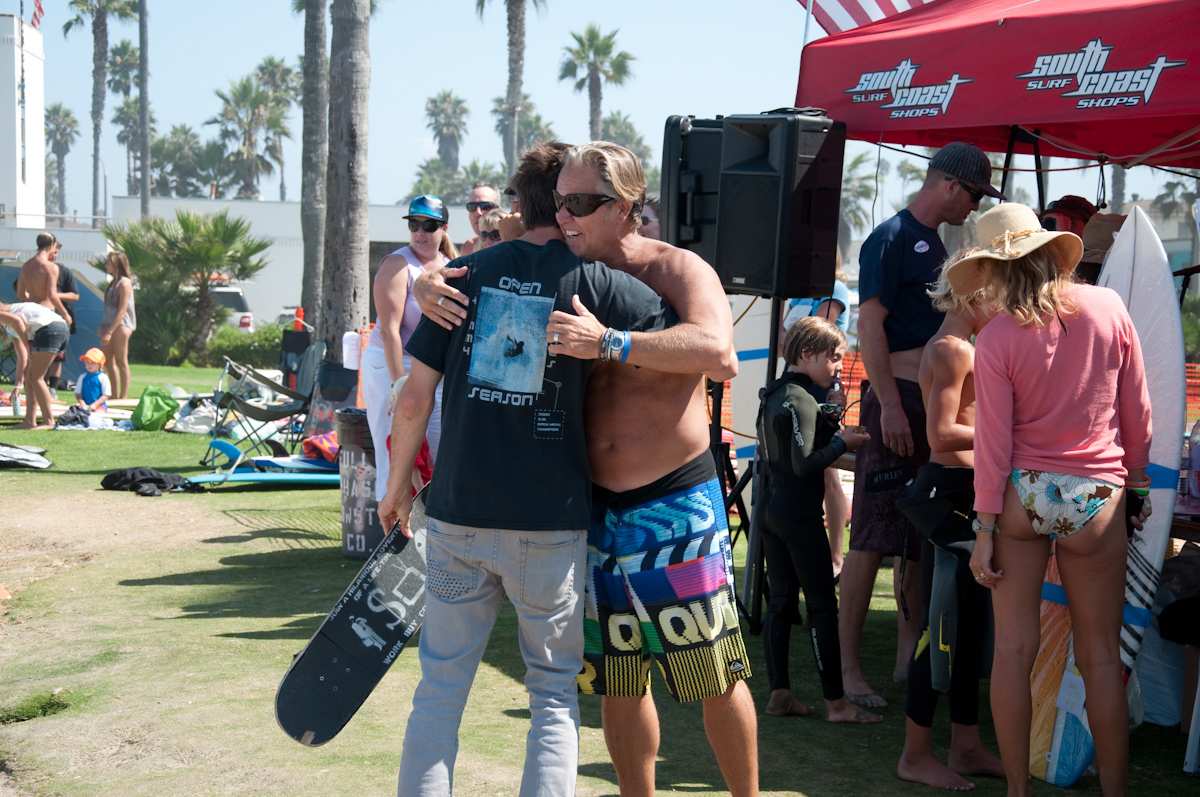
[944,246,1075,327]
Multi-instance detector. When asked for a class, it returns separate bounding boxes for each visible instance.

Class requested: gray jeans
[397,518,586,797]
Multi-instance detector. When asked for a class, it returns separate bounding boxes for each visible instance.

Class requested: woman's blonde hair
[564,142,646,222]
[438,229,459,261]
[929,249,985,314]
[781,315,846,366]
[106,251,132,281]
[947,247,1075,326]
[478,208,506,234]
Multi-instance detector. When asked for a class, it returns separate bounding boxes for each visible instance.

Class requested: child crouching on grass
[756,315,880,724]
[75,347,112,414]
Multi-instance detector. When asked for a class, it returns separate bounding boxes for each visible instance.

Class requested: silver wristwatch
[971,517,995,535]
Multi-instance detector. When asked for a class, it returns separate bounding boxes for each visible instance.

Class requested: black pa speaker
[661,109,846,299]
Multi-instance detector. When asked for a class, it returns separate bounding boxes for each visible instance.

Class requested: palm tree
[106,39,138,98]
[459,160,506,192]
[838,151,890,260]
[194,139,237,199]
[425,90,469,172]
[407,157,459,203]
[256,56,301,201]
[63,0,135,227]
[600,111,650,166]
[476,0,546,175]
[151,124,202,197]
[137,0,150,218]
[322,0,372,359]
[44,104,81,223]
[1153,174,1200,267]
[45,154,62,215]
[297,0,329,331]
[559,24,634,142]
[491,94,556,157]
[207,77,275,199]
[112,96,155,195]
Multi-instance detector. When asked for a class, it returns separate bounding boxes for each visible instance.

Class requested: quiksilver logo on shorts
[1017,39,1184,111]
[728,660,746,674]
[844,58,973,120]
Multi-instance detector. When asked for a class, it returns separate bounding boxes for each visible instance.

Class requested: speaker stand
[709,295,784,633]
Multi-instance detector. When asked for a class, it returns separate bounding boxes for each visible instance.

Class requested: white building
[0,13,108,274]
[111,195,476,322]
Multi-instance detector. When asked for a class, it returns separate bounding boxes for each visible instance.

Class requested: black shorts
[30,321,69,354]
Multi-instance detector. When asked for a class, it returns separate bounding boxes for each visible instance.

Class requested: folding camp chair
[201,341,325,466]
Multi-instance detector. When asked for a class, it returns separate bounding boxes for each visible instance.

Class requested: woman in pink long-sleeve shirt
[945,203,1152,797]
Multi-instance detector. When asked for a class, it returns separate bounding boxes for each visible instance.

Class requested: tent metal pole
[1001,125,1018,198]
[1033,134,1045,213]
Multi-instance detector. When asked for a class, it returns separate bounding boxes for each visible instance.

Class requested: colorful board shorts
[578,454,751,703]
[1010,469,1120,540]
[850,378,930,560]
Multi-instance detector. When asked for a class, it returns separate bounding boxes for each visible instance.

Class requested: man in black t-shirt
[378,143,674,797]
[47,242,79,391]
[840,142,1003,709]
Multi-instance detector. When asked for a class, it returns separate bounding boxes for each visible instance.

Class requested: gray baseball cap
[929,142,1005,199]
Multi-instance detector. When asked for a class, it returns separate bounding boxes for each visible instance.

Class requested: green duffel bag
[131,386,180,431]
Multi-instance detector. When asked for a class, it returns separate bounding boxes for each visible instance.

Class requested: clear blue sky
[25,0,1169,225]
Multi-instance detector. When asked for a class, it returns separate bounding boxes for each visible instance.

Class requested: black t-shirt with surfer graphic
[406,238,674,531]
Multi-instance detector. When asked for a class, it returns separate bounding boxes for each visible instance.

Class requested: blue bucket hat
[404,194,448,223]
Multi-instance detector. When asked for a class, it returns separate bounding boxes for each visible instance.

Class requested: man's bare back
[917,328,975,469]
[586,237,731,492]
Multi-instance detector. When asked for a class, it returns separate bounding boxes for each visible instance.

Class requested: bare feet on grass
[948,745,1004,778]
[826,697,882,724]
[897,751,975,791]
[765,690,814,717]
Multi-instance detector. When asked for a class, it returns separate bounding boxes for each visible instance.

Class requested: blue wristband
[619,330,632,363]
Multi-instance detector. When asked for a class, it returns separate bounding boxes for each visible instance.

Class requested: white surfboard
[1043,206,1186,783]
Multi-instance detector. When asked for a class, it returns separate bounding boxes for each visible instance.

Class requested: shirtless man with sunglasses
[415,142,756,796]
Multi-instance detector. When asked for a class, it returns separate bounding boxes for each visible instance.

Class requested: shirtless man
[896,275,1002,790]
[840,142,1001,708]
[17,233,71,324]
[415,142,757,796]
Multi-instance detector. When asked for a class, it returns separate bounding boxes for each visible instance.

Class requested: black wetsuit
[757,371,847,701]
[899,463,992,728]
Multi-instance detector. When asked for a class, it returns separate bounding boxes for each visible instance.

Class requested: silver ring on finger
[552,332,560,344]
[437,296,445,307]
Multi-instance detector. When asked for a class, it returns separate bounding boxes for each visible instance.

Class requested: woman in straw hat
[946,203,1152,796]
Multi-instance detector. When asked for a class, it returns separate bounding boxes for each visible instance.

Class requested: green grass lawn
[0,365,1193,795]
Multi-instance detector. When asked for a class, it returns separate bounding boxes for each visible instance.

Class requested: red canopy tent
[795,0,1200,170]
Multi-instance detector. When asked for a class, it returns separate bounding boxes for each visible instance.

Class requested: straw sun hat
[945,203,1083,295]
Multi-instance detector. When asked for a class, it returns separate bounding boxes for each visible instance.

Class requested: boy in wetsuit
[757,316,878,724]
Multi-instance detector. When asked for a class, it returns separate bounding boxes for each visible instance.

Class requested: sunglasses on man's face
[553,191,617,218]
[408,218,442,233]
[954,179,985,204]
[480,230,501,242]
[466,201,498,213]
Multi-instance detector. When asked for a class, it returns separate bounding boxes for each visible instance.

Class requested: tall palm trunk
[57,155,67,221]
[1111,165,1126,214]
[301,0,329,330]
[587,68,601,141]
[138,0,150,218]
[504,0,525,174]
[278,157,287,202]
[321,0,371,361]
[90,11,108,226]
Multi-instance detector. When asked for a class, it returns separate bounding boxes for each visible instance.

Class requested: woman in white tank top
[364,195,458,501]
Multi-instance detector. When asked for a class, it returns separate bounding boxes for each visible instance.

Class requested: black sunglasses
[480,230,501,242]
[553,191,617,218]
[466,201,498,213]
[408,218,442,233]
[954,179,985,203]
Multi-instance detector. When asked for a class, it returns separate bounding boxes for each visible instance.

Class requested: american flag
[31,0,45,30]
[804,0,937,35]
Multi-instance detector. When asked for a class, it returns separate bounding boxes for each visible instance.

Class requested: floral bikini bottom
[1009,469,1121,540]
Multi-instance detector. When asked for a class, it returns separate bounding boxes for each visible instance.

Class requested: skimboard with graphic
[1029,207,1185,784]
[275,488,429,746]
